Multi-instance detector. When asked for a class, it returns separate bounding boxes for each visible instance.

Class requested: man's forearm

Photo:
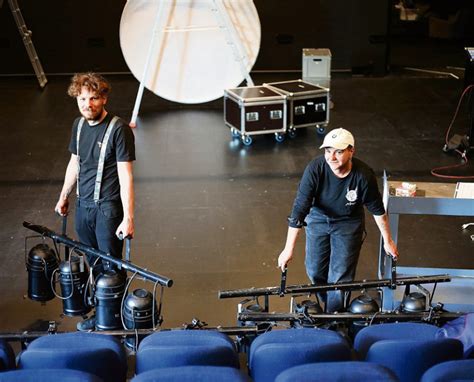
[284,226,301,251]
[117,161,134,220]
[373,213,399,258]
[60,155,78,200]
[373,213,392,242]
[278,226,301,271]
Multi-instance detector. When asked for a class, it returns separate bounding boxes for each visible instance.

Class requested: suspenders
[76,115,120,202]
[76,117,85,197]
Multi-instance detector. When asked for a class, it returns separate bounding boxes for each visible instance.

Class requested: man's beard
[82,108,103,122]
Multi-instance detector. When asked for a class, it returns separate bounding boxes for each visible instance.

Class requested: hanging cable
[50,247,81,300]
[83,255,100,309]
[121,271,138,330]
[369,311,380,326]
[431,84,474,179]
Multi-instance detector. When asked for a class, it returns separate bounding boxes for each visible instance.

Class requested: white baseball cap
[319,128,355,150]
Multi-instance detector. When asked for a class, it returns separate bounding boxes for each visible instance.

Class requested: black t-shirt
[289,156,385,227]
[68,114,135,202]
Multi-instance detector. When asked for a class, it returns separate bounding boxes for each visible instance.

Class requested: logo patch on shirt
[97,142,102,148]
[345,187,358,205]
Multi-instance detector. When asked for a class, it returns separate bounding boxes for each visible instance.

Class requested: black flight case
[224,86,287,146]
[263,79,329,136]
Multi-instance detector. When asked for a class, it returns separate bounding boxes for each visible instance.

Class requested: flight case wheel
[242,135,253,146]
[316,125,326,135]
[275,133,285,143]
[231,127,240,138]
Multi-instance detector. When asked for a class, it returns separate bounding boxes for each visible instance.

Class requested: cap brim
[319,143,350,150]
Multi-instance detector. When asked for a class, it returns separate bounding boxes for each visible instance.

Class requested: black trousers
[75,198,124,271]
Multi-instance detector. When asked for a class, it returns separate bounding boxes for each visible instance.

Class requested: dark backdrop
[0,0,390,75]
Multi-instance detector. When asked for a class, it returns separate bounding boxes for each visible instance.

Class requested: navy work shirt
[288,156,385,228]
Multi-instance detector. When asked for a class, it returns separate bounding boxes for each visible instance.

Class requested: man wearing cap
[278,128,398,312]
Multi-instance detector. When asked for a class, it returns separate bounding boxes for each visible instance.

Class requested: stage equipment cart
[263,79,329,136]
[224,85,287,146]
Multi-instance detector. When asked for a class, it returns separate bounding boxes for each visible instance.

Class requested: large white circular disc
[120,0,261,104]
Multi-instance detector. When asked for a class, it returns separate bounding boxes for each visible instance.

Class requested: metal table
[379,177,474,312]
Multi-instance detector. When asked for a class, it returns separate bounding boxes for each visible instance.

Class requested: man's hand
[373,214,399,260]
[55,198,69,216]
[278,248,293,272]
[116,217,134,239]
[277,226,300,272]
[384,238,399,260]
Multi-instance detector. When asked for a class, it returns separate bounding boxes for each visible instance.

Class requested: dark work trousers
[304,208,365,313]
[75,199,124,273]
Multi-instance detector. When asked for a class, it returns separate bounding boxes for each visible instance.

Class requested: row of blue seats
[0,322,473,382]
[0,361,473,382]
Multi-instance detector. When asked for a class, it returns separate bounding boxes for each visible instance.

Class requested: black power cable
[431,84,474,179]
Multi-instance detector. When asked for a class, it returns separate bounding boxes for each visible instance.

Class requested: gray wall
[0,0,389,75]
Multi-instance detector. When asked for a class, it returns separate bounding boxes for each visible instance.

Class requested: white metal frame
[6,0,47,88]
[129,0,255,126]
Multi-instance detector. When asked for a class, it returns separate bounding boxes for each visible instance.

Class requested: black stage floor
[0,69,473,335]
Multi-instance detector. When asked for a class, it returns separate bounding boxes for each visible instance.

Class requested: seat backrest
[366,338,463,382]
[421,359,474,382]
[249,328,351,382]
[0,339,15,370]
[18,332,127,382]
[138,330,236,350]
[275,361,399,382]
[249,327,349,360]
[25,332,126,363]
[132,366,250,382]
[0,368,104,381]
[135,330,239,374]
[354,322,439,359]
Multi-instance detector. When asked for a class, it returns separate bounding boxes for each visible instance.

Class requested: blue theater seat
[135,330,239,374]
[132,366,250,382]
[354,322,463,382]
[0,340,15,370]
[275,361,399,382]
[0,368,103,381]
[249,328,352,382]
[17,332,127,382]
[421,359,474,382]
